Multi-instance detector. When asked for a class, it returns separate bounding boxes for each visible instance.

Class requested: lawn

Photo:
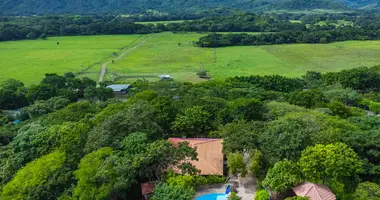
[0,35,143,84]
[2,32,380,84]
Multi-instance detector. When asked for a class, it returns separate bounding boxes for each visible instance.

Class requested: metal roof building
[106,84,131,92]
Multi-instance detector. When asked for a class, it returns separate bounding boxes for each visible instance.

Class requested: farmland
[0,35,142,84]
[2,32,380,84]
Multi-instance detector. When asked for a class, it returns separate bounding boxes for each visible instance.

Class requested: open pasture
[107,32,380,82]
[2,32,380,84]
[0,35,143,84]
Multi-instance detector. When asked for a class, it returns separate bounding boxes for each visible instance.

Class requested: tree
[10,123,48,168]
[26,32,36,39]
[342,129,380,180]
[1,151,66,200]
[138,140,198,180]
[152,183,195,200]
[41,73,66,88]
[218,120,261,154]
[197,69,208,79]
[286,90,327,108]
[354,182,380,200]
[298,143,362,190]
[73,147,120,200]
[327,101,352,118]
[0,79,28,109]
[85,101,162,152]
[40,33,47,40]
[260,113,317,164]
[172,106,212,137]
[26,84,57,102]
[303,71,323,89]
[249,149,263,177]
[221,98,267,122]
[227,152,247,177]
[121,132,149,155]
[133,90,158,101]
[84,86,114,101]
[262,160,302,193]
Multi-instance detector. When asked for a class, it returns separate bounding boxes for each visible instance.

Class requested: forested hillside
[1,66,380,199]
[0,0,349,15]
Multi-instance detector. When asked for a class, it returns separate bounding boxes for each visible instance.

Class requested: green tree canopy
[353,181,380,200]
[152,183,195,200]
[262,160,302,193]
[1,151,66,200]
[172,106,212,137]
[299,143,362,189]
[227,152,247,177]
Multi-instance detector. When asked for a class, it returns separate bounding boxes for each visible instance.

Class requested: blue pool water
[196,193,226,200]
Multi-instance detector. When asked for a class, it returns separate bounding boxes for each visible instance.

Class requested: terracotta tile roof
[292,182,336,200]
[168,138,224,175]
[141,182,156,196]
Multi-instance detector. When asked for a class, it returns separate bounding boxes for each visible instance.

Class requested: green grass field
[2,32,380,84]
[0,35,143,84]
[108,32,380,82]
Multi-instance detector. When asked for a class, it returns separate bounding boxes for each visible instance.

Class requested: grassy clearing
[0,35,143,84]
[268,9,353,14]
[109,32,380,82]
[135,20,188,25]
[289,20,302,24]
[2,32,380,84]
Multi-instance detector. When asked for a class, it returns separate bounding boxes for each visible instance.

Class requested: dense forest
[0,13,306,42]
[194,27,380,47]
[3,12,380,43]
[0,65,380,199]
[0,0,352,16]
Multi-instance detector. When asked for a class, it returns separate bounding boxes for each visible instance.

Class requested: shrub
[229,192,241,200]
[286,197,309,200]
[369,101,380,114]
[167,175,195,189]
[205,175,226,184]
[197,69,208,79]
[254,190,270,200]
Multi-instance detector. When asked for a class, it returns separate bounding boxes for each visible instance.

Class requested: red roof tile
[293,182,336,200]
[168,138,224,175]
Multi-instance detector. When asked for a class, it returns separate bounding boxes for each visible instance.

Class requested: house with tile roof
[290,182,336,200]
[168,138,224,175]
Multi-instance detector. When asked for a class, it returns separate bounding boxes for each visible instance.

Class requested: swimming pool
[196,193,227,200]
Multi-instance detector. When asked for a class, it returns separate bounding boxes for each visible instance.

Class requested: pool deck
[195,175,257,200]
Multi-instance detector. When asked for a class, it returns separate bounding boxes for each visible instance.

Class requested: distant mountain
[336,0,380,9]
[0,0,370,16]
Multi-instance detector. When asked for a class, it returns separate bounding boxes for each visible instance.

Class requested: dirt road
[98,36,149,82]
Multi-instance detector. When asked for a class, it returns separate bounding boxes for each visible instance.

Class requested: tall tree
[1,151,66,200]
[172,106,212,137]
[299,143,362,191]
[262,160,302,194]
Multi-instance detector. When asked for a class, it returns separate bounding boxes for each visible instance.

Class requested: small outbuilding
[290,182,336,200]
[159,75,173,80]
[106,84,131,94]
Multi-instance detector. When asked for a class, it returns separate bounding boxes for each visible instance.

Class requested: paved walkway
[195,175,257,200]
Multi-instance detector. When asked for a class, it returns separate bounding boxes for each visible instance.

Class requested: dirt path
[98,36,150,82]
